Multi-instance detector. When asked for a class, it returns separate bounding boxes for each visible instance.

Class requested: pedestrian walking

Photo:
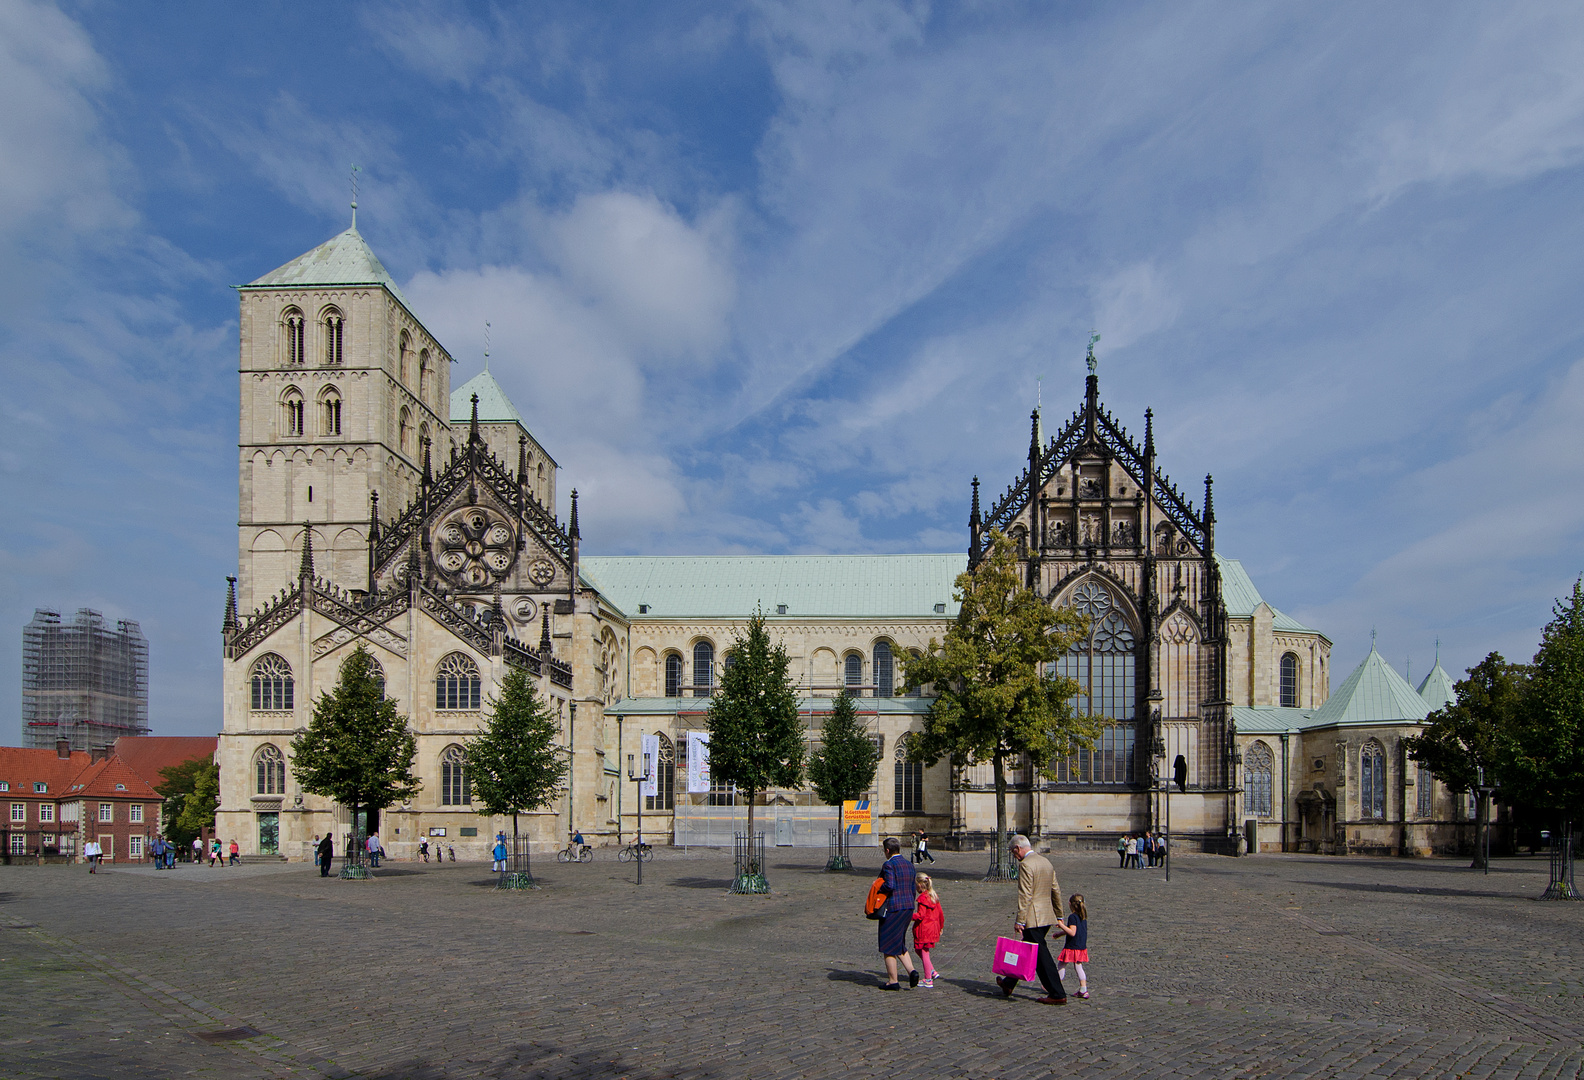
[228,839,239,866]
[316,832,334,877]
[875,836,919,990]
[492,834,508,872]
[209,838,220,866]
[192,835,204,864]
[1116,834,1128,868]
[366,832,383,868]
[911,872,944,987]
[84,839,101,873]
[150,836,163,868]
[995,834,1067,1005]
[418,836,429,862]
[1056,893,1090,999]
[915,831,936,864]
[1126,834,1141,869]
[447,845,456,862]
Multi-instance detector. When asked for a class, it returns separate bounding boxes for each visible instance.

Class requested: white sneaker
[920,978,934,988]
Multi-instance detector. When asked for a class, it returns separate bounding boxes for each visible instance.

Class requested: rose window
[434,508,516,587]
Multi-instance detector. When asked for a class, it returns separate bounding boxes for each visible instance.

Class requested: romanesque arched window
[282,388,305,438]
[320,387,342,437]
[646,733,675,812]
[441,744,470,805]
[283,308,305,366]
[1245,740,1274,817]
[398,331,410,385]
[250,654,294,711]
[693,641,714,695]
[254,744,286,795]
[1054,579,1137,784]
[1361,740,1386,818]
[873,641,894,698]
[894,734,923,814]
[844,653,863,692]
[436,653,481,711]
[398,407,412,454]
[418,349,430,401]
[1280,652,1299,708]
[664,653,683,697]
[322,307,344,366]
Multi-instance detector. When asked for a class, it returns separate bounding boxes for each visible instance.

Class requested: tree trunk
[993,749,1009,879]
[838,801,845,860]
[747,789,757,843]
[350,795,360,866]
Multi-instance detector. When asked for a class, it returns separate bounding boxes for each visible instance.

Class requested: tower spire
[540,604,553,655]
[422,435,432,488]
[469,392,480,444]
[1144,407,1154,456]
[298,521,315,579]
[223,576,238,634]
[569,489,581,539]
[968,476,982,567]
[350,163,361,229]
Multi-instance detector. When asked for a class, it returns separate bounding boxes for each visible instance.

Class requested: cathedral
[216,221,1474,862]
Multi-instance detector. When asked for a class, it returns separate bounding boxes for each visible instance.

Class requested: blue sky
[4,1,1584,738]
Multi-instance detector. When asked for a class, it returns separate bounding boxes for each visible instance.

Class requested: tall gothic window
[646,733,675,811]
[873,641,894,698]
[844,654,863,692]
[321,389,342,436]
[693,641,714,695]
[1361,740,1386,818]
[436,653,481,711]
[250,654,294,711]
[664,653,683,697]
[418,349,430,401]
[283,390,305,438]
[284,308,305,365]
[441,745,470,805]
[894,735,923,814]
[1245,740,1274,817]
[398,331,410,385]
[323,309,344,365]
[1280,653,1299,708]
[1417,764,1434,816]
[1054,580,1137,784]
[399,407,412,454]
[366,657,385,701]
[254,744,285,796]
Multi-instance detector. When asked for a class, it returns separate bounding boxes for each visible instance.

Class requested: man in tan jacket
[996,834,1067,1004]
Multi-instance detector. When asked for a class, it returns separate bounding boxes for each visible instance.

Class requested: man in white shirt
[83,839,101,873]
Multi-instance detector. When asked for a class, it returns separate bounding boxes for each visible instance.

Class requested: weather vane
[350,163,361,228]
[1086,330,1101,374]
[484,320,491,373]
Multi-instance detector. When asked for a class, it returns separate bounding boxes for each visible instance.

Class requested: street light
[1477,766,1495,876]
[627,750,651,885]
[1160,776,1171,883]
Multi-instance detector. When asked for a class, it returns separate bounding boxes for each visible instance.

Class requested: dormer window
[33,782,45,793]
[115,783,126,791]
[323,308,344,366]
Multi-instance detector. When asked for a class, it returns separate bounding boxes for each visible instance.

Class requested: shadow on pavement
[1300,879,1528,900]
[826,967,879,986]
[670,877,735,889]
[943,977,1006,998]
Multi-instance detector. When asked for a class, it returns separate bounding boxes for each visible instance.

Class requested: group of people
[910,831,936,863]
[1116,831,1166,868]
[872,834,1091,1004]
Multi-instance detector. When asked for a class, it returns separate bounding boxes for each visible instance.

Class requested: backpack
[864,876,888,920]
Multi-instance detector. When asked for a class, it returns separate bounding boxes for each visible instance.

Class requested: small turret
[518,435,529,494]
[1203,474,1216,558]
[469,392,480,444]
[223,576,238,634]
[422,436,432,489]
[568,489,581,602]
[540,604,553,655]
[298,521,315,580]
[968,476,982,567]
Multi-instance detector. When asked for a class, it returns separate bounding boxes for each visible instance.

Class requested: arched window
[283,308,305,365]
[250,654,294,711]
[664,653,683,697]
[1361,740,1386,818]
[1054,579,1137,785]
[1245,740,1274,817]
[873,641,894,698]
[282,389,305,438]
[894,735,923,814]
[321,387,342,436]
[418,349,430,401]
[366,656,385,701]
[398,331,410,385]
[647,733,675,811]
[441,744,470,806]
[693,641,714,695]
[322,308,344,366]
[1280,653,1299,708]
[844,654,863,692]
[254,744,286,795]
[1417,764,1434,816]
[398,407,412,455]
[436,653,481,711]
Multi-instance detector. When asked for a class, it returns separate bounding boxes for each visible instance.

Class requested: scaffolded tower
[21,608,150,750]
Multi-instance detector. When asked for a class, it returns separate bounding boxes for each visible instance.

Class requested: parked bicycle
[557,843,594,863]
[616,841,653,863]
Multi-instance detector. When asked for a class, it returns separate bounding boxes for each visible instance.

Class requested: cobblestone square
[1,849,1579,1079]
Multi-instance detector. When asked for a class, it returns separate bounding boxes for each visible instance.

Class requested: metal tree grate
[497,833,538,891]
[731,832,769,894]
[1540,823,1579,901]
[825,827,852,872]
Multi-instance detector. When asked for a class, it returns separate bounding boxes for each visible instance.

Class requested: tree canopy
[1504,579,1584,820]
[156,756,217,850]
[463,667,568,840]
[807,689,878,866]
[905,529,1096,875]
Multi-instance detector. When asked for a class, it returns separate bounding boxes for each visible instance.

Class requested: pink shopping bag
[990,935,1038,981]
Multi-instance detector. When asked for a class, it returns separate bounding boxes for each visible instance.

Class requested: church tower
[235,222,452,610]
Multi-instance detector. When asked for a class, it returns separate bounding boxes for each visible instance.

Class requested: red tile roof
[69,756,159,800]
[0,746,93,797]
[113,736,217,792]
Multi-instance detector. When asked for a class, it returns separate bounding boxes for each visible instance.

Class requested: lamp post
[1161,776,1171,883]
[1477,767,1495,876]
[627,750,651,886]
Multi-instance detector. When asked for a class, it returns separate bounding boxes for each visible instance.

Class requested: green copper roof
[579,554,966,619]
[1417,661,1457,711]
[608,696,935,716]
[1309,647,1431,727]
[451,369,523,425]
[1230,705,1316,733]
[1216,555,1321,635]
[246,227,410,308]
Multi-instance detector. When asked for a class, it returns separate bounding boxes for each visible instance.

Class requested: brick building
[0,743,160,863]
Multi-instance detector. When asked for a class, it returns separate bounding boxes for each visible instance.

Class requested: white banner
[687,730,712,793]
[640,733,659,797]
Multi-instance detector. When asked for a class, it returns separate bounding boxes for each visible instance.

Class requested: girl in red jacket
[911,872,944,987]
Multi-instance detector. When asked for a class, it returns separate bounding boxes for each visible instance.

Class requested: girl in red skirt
[1055,893,1089,999]
[911,873,944,987]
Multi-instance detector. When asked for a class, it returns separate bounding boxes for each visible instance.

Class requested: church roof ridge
[1310,645,1431,727]
[1416,659,1457,711]
[244,226,411,309]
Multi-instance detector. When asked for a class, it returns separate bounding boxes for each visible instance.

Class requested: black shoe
[909,970,920,988]
[997,977,1015,998]
[880,982,901,991]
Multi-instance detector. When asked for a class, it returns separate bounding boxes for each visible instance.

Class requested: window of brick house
[98,803,113,823]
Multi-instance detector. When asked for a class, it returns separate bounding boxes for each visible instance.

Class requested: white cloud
[1091,262,1180,352]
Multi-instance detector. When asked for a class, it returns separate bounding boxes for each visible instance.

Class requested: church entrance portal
[257,812,279,856]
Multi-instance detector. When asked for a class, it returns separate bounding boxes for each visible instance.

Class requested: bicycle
[556,843,594,863]
[616,841,654,863]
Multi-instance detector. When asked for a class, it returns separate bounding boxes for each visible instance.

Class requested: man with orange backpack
[872,837,919,990]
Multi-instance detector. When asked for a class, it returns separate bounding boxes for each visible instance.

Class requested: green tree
[807,689,879,869]
[1503,578,1584,898]
[905,530,1097,878]
[1404,652,1527,870]
[156,756,218,851]
[290,645,419,863]
[463,667,569,865]
[706,609,806,857]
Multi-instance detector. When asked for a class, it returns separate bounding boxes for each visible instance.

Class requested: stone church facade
[216,222,1464,861]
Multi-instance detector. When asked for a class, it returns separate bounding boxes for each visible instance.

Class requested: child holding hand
[911,872,944,987]
[1056,893,1090,999]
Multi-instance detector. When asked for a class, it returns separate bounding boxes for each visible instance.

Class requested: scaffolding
[21,608,150,750]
